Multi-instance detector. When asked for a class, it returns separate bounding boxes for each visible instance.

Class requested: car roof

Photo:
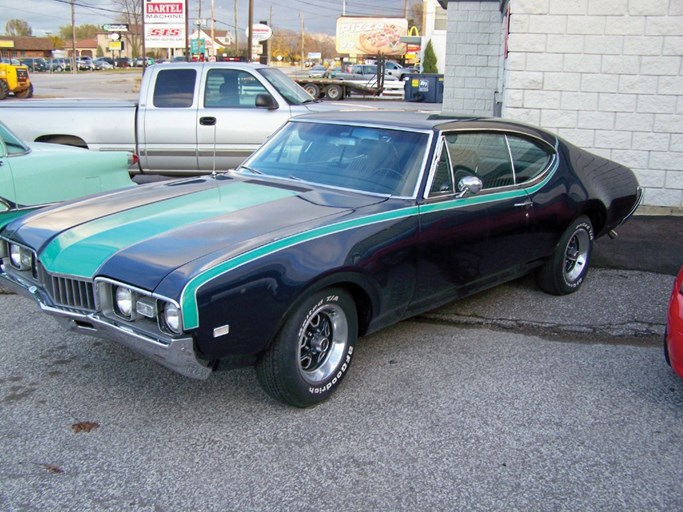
[291,110,554,139]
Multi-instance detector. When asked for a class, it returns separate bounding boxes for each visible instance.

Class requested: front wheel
[256,288,357,407]
[0,80,8,100]
[537,216,594,295]
[303,83,320,98]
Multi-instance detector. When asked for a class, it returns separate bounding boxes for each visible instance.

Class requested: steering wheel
[371,167,403,181]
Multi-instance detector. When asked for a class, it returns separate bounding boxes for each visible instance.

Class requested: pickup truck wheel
[256,288,357,407]
[324,84,344,101]
[537,216,594,295]
[0,80,8,100]
[14,83,33,99]
[303,83,320,98]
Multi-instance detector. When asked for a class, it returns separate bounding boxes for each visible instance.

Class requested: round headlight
[9,244,31,270]
[163,303,182,334]
[115,286,134,318]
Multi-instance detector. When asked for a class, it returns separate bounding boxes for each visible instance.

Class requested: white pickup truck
[0,62,338,175]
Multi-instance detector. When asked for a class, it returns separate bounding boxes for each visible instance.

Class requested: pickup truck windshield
[258,68,312,105]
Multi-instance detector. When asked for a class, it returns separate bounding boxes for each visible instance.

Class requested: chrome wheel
[298,302,348,385]
[563,229,590,283]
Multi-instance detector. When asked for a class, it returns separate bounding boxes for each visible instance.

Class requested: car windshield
[240,121,429,197]
[258,67,312,105]
[0,121,29,155]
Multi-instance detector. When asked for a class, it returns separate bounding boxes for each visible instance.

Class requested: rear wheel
[14,83,33,98]
[325,84,344,100]
[256,288,357,407]
[0,80,8,100]
[537,216,594,295]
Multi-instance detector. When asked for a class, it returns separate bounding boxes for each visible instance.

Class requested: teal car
[0,121,136,228]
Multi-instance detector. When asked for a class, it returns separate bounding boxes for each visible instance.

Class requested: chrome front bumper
[0,270,212,380]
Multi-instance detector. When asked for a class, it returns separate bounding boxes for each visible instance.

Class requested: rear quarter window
[508,136,553,183]
[153,69,197,108]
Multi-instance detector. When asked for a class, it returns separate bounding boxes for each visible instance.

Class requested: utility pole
[299,12,304,70]
[342,0,346,16]
[233,0,238,53]
[247,0,254,61]
[70,0,77,74]
[210,0,215,58]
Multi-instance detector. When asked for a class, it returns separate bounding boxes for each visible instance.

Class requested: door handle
[514,200,533,208]
[199,117,216,126]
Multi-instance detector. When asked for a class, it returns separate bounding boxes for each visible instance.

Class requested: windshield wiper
[239,166,264,175]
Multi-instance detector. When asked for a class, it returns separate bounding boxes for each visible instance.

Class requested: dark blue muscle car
[0,112,641,407]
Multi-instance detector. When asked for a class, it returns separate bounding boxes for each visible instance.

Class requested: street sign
[103,24,129,32]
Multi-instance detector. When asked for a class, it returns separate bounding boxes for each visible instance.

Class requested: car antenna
[211,121,217,178]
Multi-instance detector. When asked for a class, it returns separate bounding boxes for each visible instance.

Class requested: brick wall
[442,0,505,114]
[503,0,683,208]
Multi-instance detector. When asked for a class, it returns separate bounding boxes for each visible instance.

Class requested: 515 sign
[145,23,185,48]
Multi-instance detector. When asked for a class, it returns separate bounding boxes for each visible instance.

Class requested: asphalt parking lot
[1,71,681,510]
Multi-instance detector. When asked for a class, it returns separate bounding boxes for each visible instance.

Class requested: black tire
[537,216,594,295]
[14,83,33,99]
[303,83,320,98]
[256,288,357,407]
[664,328,671,367]
[325,84,344,101]
[0,80,8,100]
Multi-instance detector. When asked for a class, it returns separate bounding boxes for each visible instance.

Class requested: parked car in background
[384,60,419,80]
[0,120,135,229]
[665,266,683,378]
[47,58,71,72]
[133,57,155,67]
[76,56,95,71]
[308,64,326,78]
[333,64,398,82]
[0,112,642,407]
[114,57,133,68]
[0,58,21,65]
[19,58,47,72]
[93,57,114,70]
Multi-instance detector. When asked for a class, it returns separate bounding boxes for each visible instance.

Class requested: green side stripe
[179,205,420,329]
[179,161,559,330]
[40,182,297,277]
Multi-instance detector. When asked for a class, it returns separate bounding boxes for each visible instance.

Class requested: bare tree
[113,0,142,57]
[5,19,32,36]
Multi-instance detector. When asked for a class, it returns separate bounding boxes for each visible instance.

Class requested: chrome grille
[47,275,96,311]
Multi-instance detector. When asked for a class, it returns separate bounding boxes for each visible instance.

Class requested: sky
[0,0,413,37]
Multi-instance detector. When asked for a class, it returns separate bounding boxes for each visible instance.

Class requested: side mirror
[255,93,278,110]
[456,175,483,198]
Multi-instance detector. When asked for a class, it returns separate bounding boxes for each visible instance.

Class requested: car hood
[4,175,386,293]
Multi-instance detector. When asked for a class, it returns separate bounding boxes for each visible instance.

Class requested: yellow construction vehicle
[0,60,33,100]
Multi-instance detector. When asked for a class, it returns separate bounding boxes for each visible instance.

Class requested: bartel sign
[144,0,185,23]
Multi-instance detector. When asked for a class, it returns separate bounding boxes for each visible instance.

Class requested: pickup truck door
[139,67,204,173]
[196,68,294,172]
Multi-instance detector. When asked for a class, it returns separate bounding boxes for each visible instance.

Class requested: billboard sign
[335,17,408,56]
[144,0,185,23]
[145,24,186,48]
